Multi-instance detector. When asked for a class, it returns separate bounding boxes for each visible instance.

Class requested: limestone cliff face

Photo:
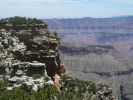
[0,23,61,78]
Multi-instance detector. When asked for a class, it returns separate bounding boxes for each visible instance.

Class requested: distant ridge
[44,15,133,20]
[43,15,133,99]
[43,16,133,34]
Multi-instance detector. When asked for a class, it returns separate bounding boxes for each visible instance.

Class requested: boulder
[11,62,46,77]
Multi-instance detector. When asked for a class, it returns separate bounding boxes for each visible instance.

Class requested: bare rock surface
[0,17,64,92]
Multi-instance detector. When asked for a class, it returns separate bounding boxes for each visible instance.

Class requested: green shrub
[0,76,104,100]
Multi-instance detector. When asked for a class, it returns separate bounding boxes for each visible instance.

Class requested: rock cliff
[0,17,116,100]
[0,17,65,92]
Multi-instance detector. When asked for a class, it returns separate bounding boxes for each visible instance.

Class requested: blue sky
[0,0,133,18]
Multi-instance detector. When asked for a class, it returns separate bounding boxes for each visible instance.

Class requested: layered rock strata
[0,22,64,91]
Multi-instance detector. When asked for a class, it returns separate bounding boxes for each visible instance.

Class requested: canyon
[44,16,133,100]
[0,17,114,100]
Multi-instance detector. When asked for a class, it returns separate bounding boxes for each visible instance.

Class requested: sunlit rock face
[0,23,61,78]
[0,17,64,92]
[11,62,46,77]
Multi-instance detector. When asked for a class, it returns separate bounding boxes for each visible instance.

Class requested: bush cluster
[0,76,97,100]
[0,16,43,26]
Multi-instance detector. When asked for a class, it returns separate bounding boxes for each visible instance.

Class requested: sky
[0,0,133,18]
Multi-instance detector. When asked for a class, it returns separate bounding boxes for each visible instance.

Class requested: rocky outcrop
[7,75,52,92]
[11,62,46,77]
[0,17,115,99]
[0,23,61,76]
[0,17,65,92]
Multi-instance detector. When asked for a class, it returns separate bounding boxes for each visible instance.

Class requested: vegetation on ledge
[0,16,43,25]
[0,76,113,100]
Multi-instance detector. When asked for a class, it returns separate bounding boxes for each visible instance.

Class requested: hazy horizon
[0,0,133,18]
[1,15,133,19]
